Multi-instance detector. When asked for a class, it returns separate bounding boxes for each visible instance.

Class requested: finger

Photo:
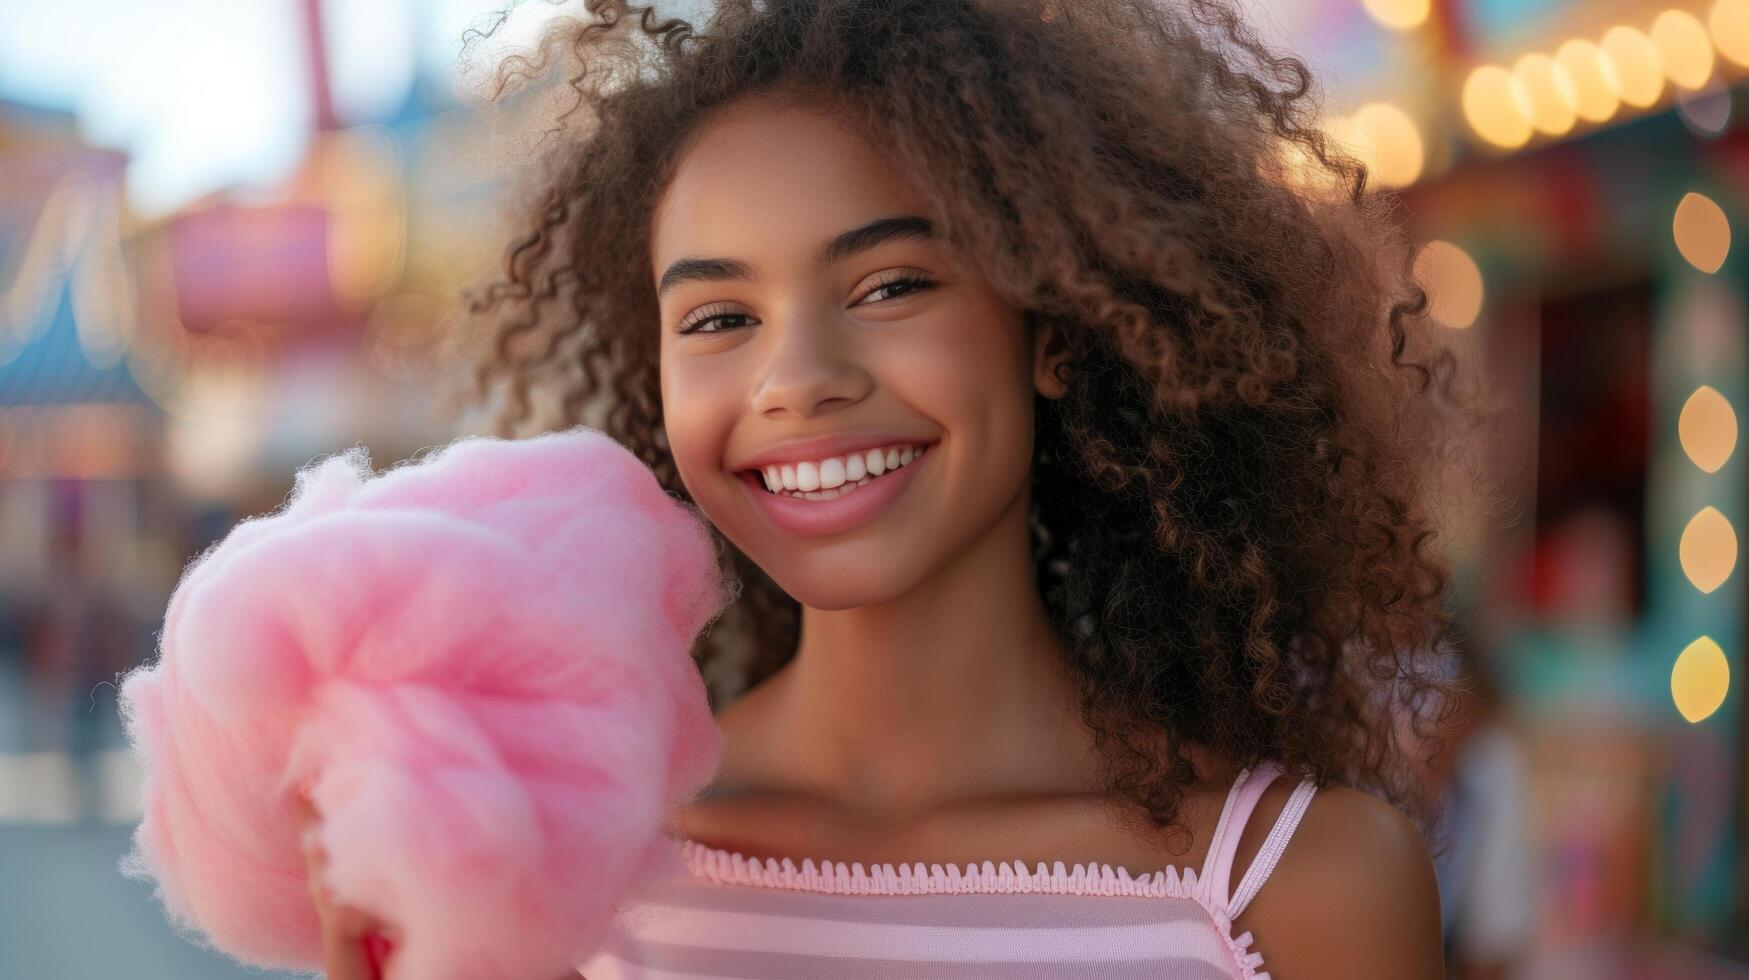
[363,931,395,979]
[317,897,394,980]
[319,914,380,980]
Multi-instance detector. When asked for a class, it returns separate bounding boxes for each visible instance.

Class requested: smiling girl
[382,0,1482,976]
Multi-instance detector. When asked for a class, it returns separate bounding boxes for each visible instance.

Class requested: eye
[677,305,754,336]
[858,271,937,305]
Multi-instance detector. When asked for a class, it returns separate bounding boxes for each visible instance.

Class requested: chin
[762,555,922,611]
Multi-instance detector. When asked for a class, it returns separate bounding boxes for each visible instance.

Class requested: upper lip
[732,432,939,472]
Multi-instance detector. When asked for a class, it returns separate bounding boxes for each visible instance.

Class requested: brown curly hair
[439,0,1499,841]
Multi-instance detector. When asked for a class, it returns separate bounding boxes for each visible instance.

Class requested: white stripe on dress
[626,904,1225,960]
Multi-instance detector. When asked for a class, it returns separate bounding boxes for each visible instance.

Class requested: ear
[1030,313,1072,399]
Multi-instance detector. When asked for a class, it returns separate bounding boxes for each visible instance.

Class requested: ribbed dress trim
[678,836,1270,979]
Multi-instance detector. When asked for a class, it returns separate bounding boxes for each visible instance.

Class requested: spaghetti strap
[1198,762,1282,911]
[1228,777,1317,918]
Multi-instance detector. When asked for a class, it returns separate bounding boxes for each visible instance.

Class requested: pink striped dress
[578,762,1318,979]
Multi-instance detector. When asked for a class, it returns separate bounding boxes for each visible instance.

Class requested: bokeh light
[1463,65,1534,148]
[1651,9,1717,90]
[1711,0,1749,68]
[1671,636,1731,723]
[1350,102,1425,187]
[1556,39,1622,123]
[1513,52,1580,136]
[1601,25,1668,107]
[1680,506,1738,593]
[1413,240,1485,329]
[1361,0,1432,31]
[1680,385,1739,472]
[1673,191,1733,273]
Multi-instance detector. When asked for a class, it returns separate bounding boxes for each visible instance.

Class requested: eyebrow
[655,214,935,299]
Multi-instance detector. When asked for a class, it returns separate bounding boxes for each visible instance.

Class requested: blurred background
[0,0,1743,977]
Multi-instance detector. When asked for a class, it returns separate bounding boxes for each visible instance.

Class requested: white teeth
[753,442,932,497]
[818,457,846,489]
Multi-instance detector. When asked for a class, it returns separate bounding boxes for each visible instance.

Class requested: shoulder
[1232,783,1444,980]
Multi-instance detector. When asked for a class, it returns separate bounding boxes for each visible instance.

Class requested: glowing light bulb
[1680,385,1739,472]
[1601,25,1667,107]
[1412,240,1485,329]
[1652,9,1717,89]
[1362,0,1432,31]
[1710,0,1749,68]
[1680,506,1737,593]
[1463,65,1534,148]
[1350,102,1424,187]
[1556,39,1622,123]
[1674,191,1732,273]
[1671,636,1730,723]
[1513,52,1580,135]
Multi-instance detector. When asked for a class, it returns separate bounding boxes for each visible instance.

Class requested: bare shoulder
[1233,784,1444,980]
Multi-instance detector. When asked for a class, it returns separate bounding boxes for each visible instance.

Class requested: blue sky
[0,0,575,216]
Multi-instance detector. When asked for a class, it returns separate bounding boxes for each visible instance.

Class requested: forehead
[650,99,930,272]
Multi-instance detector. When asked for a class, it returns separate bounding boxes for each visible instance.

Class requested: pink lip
[739,443,935,538]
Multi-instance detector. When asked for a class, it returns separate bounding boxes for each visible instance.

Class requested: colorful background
[0,0,1743,977]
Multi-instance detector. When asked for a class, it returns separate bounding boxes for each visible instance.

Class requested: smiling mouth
[741,442,935,501]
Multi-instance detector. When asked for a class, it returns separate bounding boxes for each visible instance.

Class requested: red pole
[299,0,337,131]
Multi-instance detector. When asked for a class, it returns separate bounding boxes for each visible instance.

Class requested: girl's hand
[289,789,587,980]
[289,789,399,980]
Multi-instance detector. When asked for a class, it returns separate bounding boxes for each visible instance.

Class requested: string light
[1680,506,1738,593]
[1601,25,1667,107]
[1513,52,1580,135]
[1674,192,1732,273]
[1556,39,1622,123]
[1350,102,1425,187]
[1679,385,1739,472]
[1412,241,1485,329]
[1462,65,1535,148]
[1712,0,1749,67]
[1361,0,1432,31]
[1671,636,1731,723]
[1651,9,1718,90]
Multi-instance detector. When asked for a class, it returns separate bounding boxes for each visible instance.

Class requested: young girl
[305,0,1485,976]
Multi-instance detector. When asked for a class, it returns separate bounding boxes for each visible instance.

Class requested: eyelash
[676,272,937,336]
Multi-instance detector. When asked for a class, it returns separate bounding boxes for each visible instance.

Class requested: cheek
[932,308,1033,419]
[659,358,738,499]
[889,307,1037,498]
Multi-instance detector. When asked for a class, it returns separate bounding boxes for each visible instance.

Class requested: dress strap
[1199,763,1281,910]
[1199,761,1318,916]
[1229,777,1317,918]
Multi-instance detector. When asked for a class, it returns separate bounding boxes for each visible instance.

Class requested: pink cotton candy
[116,426,730,980]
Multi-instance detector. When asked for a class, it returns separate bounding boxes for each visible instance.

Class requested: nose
[748,315,872,419]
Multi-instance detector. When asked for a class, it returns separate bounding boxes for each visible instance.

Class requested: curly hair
[439,0,1500,842]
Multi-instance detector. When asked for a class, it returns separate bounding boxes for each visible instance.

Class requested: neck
[760,487,1101,818]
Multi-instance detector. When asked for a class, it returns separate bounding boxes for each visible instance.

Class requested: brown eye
[859,273,936,305]
[678,306,754,335]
